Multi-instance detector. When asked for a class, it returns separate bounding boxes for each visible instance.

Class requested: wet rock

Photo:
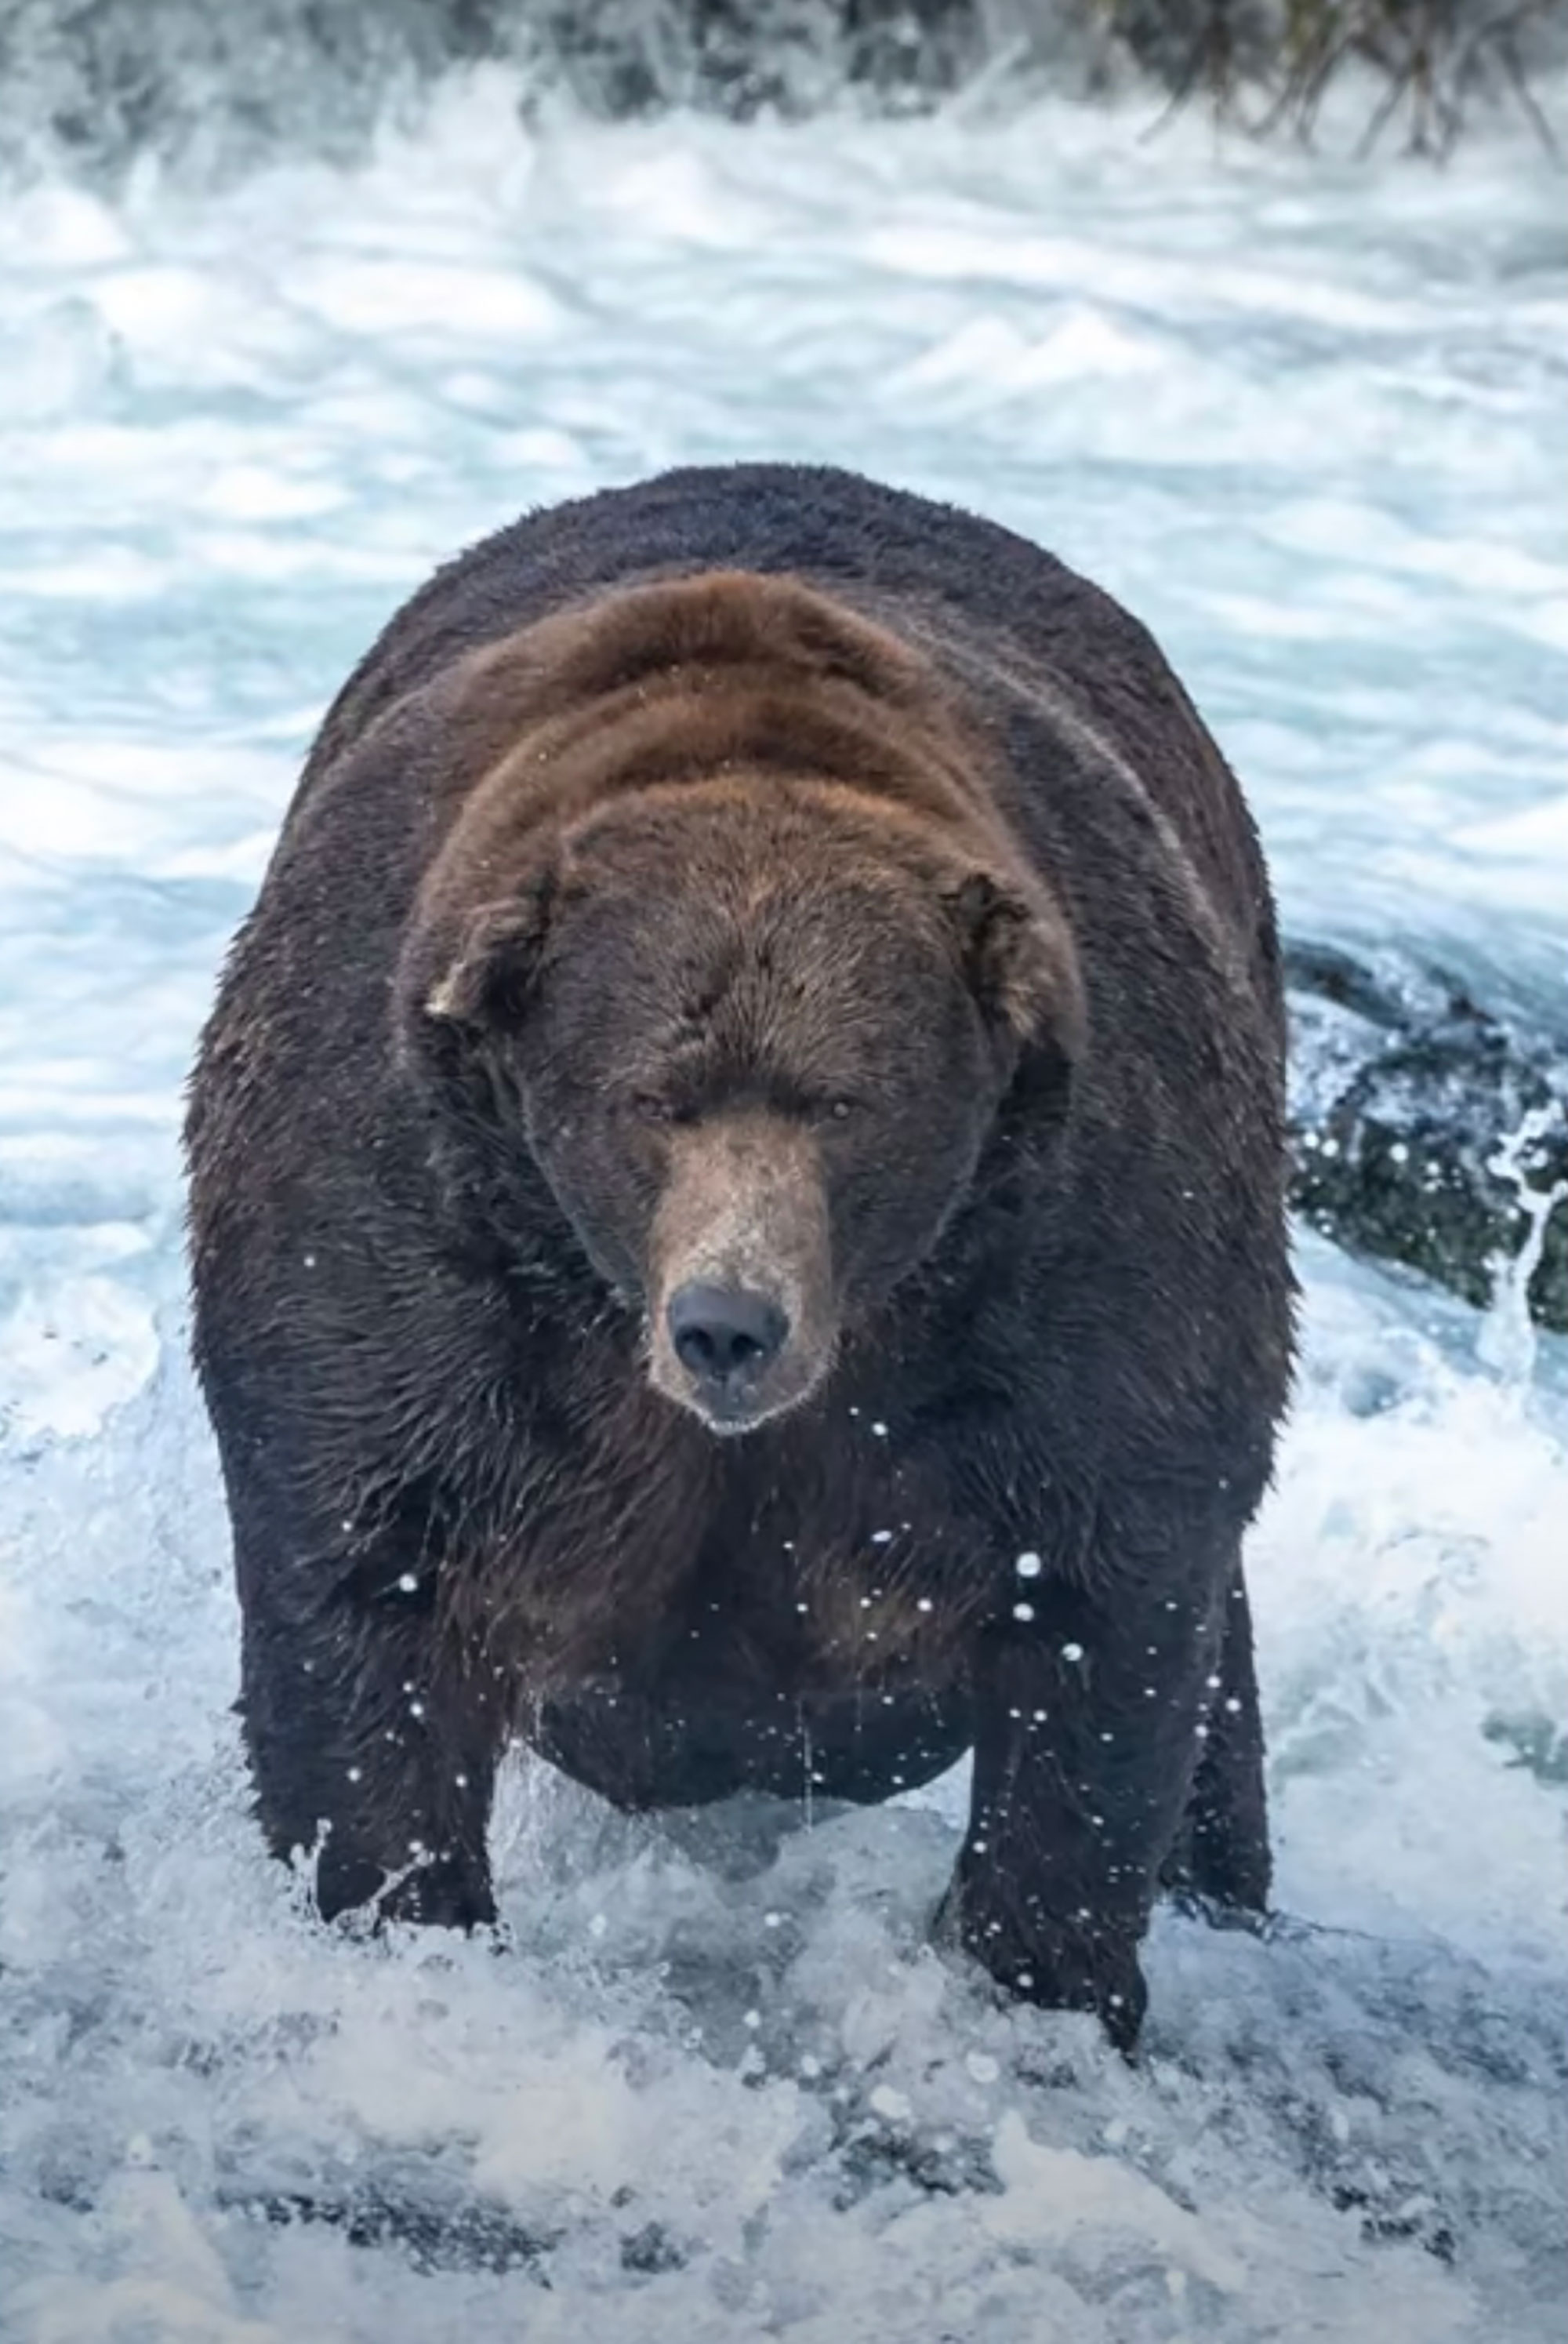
[238,2171,556,2276]
[620,2217,689,2273]
[1284,941,1566,1332]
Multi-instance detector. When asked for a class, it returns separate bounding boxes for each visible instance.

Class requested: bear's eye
[811,1096,859,1128]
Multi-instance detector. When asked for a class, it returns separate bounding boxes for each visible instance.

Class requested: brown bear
[186,463,1293,2051]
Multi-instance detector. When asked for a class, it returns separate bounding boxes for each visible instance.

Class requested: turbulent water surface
[1,61,1565,2344]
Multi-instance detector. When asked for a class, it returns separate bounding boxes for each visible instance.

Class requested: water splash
[1478,1102,1568,1388]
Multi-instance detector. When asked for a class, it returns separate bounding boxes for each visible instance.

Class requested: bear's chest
[682,1436,998,1693]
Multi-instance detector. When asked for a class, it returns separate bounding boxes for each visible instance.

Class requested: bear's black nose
[668,1283,789,1390]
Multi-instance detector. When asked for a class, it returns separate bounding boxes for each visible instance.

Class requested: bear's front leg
[237,1544,503,1932]
[942,1531,1236,2054]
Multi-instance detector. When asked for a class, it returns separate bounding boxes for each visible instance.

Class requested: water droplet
[1015,1551,1043,1578]
[397,1573,418,1594]
[1012,1601,1035,1623]
[1062,1641,1084,1663]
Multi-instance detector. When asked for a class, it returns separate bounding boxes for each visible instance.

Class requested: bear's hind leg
[1160,1560,1270,1917]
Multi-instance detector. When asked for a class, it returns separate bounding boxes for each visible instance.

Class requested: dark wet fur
[186,463,1294,2050]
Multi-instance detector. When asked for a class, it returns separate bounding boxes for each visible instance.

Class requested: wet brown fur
[187,464,1293,2051]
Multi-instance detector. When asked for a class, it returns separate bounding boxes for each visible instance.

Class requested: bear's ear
[423,868,556,1032]
[942,868,1087,1063]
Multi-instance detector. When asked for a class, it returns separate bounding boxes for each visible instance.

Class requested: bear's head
[401,578,1085,1435]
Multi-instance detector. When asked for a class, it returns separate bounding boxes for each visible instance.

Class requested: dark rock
[620,2218,689,2273]
[1284,940,1567,1332]
[240,2181,556,2275]
[1481,1710,1568,1786]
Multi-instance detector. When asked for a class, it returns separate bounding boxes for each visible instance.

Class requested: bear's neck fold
[447,565,1007,868]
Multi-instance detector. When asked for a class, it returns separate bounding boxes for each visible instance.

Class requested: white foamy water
[2,74,1565,2344]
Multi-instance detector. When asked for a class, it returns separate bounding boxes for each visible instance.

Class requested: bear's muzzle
[647,1113,834,1433]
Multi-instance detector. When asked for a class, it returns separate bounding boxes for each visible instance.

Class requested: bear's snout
[647,1113,834,1433]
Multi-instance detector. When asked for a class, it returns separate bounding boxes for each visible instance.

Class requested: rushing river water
[1,53,1565,2344]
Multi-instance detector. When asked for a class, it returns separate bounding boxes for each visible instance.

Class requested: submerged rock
[1284,942,1567,1332]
